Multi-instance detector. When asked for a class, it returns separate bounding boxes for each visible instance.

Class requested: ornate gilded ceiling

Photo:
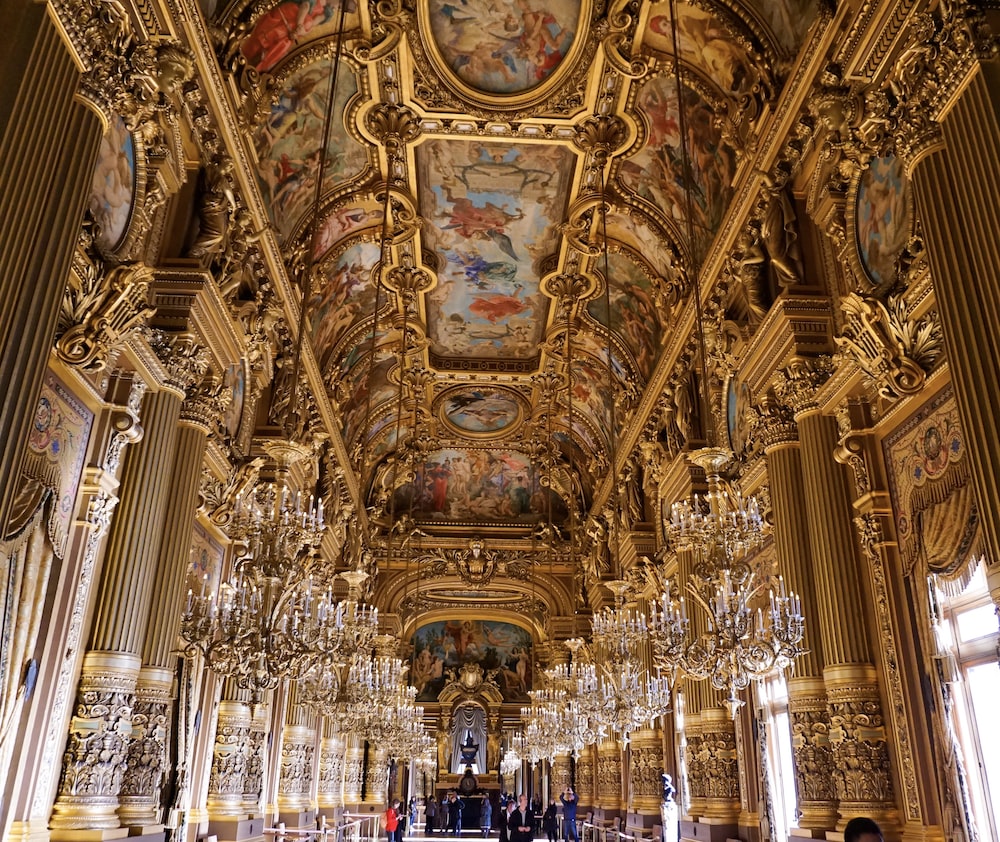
[212,0,819,536]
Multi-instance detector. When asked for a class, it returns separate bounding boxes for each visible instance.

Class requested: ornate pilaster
[683,717,705,820]
[596,740,623,817]
[207,699,254,817]
[551,754,572,796]
[51,386,184,831]
[575,746,595,810]
[787,678,838,831]
[343,736,364,807]
[826,666,896,829]
[49,652,142,831]
[317,726,346,817]
[117,667,173,826]
[698,709,739,824]
[627,729,664,817]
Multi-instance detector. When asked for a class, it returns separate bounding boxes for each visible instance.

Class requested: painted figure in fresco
[440,187,522,260]
[241,0,350,72]
[89,117,134,250]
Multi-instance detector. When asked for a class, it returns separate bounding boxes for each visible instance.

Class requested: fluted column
[778,362,895,828]
[907,65,1000,593]
[119,406,212,828]
[0,8,102,535]
[760,406,837,832]
[50,387,184,832]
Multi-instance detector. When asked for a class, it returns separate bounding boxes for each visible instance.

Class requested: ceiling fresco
[212,0,822,542]
[417,139,575,366]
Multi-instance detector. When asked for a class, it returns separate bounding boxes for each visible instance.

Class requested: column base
[206,816,265,842]
[49,831,129,842]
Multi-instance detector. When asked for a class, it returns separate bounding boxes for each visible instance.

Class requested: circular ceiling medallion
[437,386,525,437]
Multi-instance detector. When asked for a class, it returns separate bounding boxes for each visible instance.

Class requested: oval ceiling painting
[439,386,525,437]
[856,155,912,288]
[89,115,136,253]
[427,0,581,94]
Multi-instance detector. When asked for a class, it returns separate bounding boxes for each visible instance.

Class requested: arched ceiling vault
[211,0,820,615]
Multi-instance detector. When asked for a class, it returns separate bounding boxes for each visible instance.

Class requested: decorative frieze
[207,700,253,815]
[627,730,665,812]
[278,724,316,811]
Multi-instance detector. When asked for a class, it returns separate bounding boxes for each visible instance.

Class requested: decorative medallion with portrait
[855,155,913,288]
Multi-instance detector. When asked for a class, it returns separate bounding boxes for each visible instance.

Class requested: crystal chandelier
[500,732,524,777]
[590,581,673,743]
[181,442,337,692]
[651,447,805,718]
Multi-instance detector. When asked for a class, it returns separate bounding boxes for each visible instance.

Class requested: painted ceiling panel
[254,60,369,241]
[418,139,575,366]
[239,0,360,73]
[427,0,581,94]
[742,0,818,55]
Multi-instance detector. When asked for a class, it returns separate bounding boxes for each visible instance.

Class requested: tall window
[756,673,798,841]
[934,562,1000,840]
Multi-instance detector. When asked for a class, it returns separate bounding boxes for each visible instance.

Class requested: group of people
[394,792,885,842]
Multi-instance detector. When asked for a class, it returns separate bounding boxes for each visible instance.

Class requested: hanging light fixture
[647,0,805,719]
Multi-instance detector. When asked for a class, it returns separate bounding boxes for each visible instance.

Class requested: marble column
[50,387,184,833]
[779,364,896,829]
[0,7,102,534]
[119,406,211,829]
[760,406,837,833]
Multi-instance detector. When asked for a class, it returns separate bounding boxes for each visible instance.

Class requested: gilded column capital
[885,2,999,171]
[149,331,211,396]
[181,374,229,434]
[773,356,833,416]
[752,395,798,452]
[57,262,156,373]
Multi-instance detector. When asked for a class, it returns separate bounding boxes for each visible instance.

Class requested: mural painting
[439,387,524,435]
[187,521,225,604]
[856,155,911,288]
[254,61,368,240]
[339,353,397,445]
[743,0,818,54]
[313,199,383,260]
[411,619,533,702]
[89,115,135,252]
[645,1,754,95]
[567,357,614,445]
[427,0,579,94]
[419,139,574,362]
[621,76,736,251]
[603,208,675,281]
[587,251,663,380]
[240,0,360,73]
[25,372,94,558]
[309,241,382,367]
[390,448,567,522]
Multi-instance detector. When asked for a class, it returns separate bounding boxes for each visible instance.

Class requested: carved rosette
[576,751,595,805]
[787,681,837,826]
[627,729,665,812]
[827,679,895,808]
[50,652,141,830]
[207,700,253,815]
[698,710,739,819]
[118,667,174,826]
[318,731,347,808]
[278,724,316,811]
[596,741,622,806]
[343,737,364,804]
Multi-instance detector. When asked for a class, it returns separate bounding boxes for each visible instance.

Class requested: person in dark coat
[500,800,516,842]
[508,794,535,842]
[426,796,438,834]
[542,800,557,842]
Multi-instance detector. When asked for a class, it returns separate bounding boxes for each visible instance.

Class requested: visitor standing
[559,789,578,842]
